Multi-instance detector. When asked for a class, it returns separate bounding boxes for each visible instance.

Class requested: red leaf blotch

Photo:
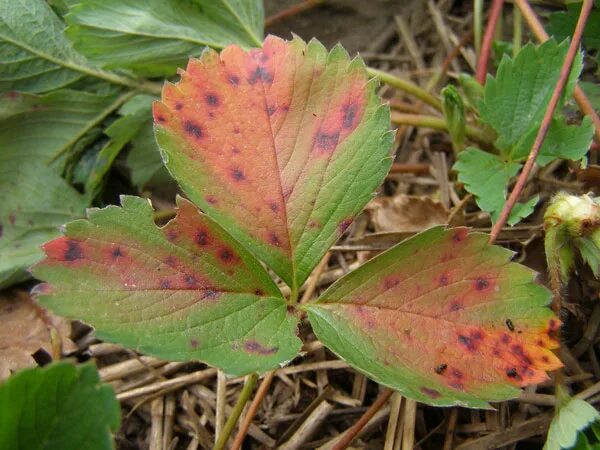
[244,340,278,355]
[420,387,441,399]
[64,240,83,261]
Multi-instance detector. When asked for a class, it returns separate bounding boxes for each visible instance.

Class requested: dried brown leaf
[366,194,449,233]
[0,290,76,379]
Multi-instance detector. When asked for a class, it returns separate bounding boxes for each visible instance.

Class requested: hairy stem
[489,0,593,244]
[213,373,258,450]
[475,0,504,84]
[367,68,443,112]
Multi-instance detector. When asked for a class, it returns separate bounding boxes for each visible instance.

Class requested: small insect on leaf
[306,227,562,408]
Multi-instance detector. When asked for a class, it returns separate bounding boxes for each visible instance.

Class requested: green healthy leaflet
[154,35,393,291]
[306,227,561,408]
[545,397,600,450]
[0,362,120,450]
[0,0,87,92]
[32,196,301,376]
[64,0,264,77]
[0,89,121,167]
[0,154,87,289]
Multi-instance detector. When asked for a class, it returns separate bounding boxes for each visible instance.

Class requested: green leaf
[0,0,88,92]
[548,2,600,51]
[453,147,537,224]
[306,227,561,408]
[479,39,582,152]
[511,116,594,165]
[545,398,600,450]
[154,36,393,290]
[0,155,87,289]
[0,362,120,450]
[32,196,301,376]
[64,0,264,77]
[0,89,121,167]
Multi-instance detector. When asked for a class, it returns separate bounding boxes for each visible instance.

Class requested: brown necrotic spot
[268,232,281,247]
[451,368,463,379]
[384,276,400,289]
[190,339,199,348]
[156,115,166,123]
[184,275,197,286]
[111,247,124,259]
[165,256,177,267]
[160,279,171,289]
[339,218,353,233]
[218,247,235,263]
[501,333,511,344]
[8,214,15,225]
[269,202,279,213]
[420,387,441,399]
[506,367,518,378]
[200,290,220,300]
[167,230,178,241]
[506,318,515,332]
[254,289,265,296]
[452,229,468,242]
[175,102,183,111]
[458,334,476,352]
[195,230,210,246]
[64,240,83,261]
[434,363,448,375]
[228,74,240,85]
[205,195,218,205]
[342,103,358,128]
[248,66,273,84]
[475,277,489,291]
[184,120,203,139]
[244,340,278,355]
[205,93,219,106]
[267,105,276,116]
[439,274,449,286]
[314,131,340,153]
[450,300,462,312]
[231,168,246,181]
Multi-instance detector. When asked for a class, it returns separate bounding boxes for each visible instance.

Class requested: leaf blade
[306,227,561,407]
[32,196,301,375]
[154,36,393,288]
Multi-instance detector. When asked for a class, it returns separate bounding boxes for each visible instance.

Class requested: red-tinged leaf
[154,35,393,291]
[32,196,301,376]
[305,227,561,408]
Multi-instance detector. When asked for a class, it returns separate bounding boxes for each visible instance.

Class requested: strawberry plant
[32,35,562,410]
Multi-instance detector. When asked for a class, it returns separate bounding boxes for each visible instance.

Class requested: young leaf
[0,155,87,289]
[0,362,120,450]
[0,90,121,167]
[32,196,301,376]
[154,35,393,290]
[454,147,537,224]
[64,0,264,77]
[479,39,582,152]
[545,397,600,450]
[0,0,88,92]
[306,227,561,408]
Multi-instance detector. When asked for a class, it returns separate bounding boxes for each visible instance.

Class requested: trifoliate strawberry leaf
[548,2,600,52]
[545,397,600,450]
[154,35,393,291]
[32,196,301,376]
[479,39,582,153]
[453,147,538,224]
[0,155,87,289]
[64,0,264,77]
[306,227,561,408]
[0,362,120,450]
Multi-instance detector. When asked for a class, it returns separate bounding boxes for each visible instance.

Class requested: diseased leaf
[0,90,120,167]
[0,0,89,92]
[64,0,264,77]
[306,227,561,408]
[454,147,537,224]
[545,397,600,450]
[154,35,393,290]
[0,290,76,380]
[548,2,600,51]
[479,39,582,152]
[0,362,120,450]
[32,196,301,376]
[0,155,87,289]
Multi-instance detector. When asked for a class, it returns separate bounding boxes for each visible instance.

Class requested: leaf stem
[474,0,483,55]
[213,372,258,450]
[230,370,276,450]
[512,5,522,57]
[489,0,594,244]
[514,0,600,143]
[331,388,393,450]
[390,112,494,147]
[367,68,443,112]
[265,0,325,27]
[48,90,137,164]
[475,0,504,85]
